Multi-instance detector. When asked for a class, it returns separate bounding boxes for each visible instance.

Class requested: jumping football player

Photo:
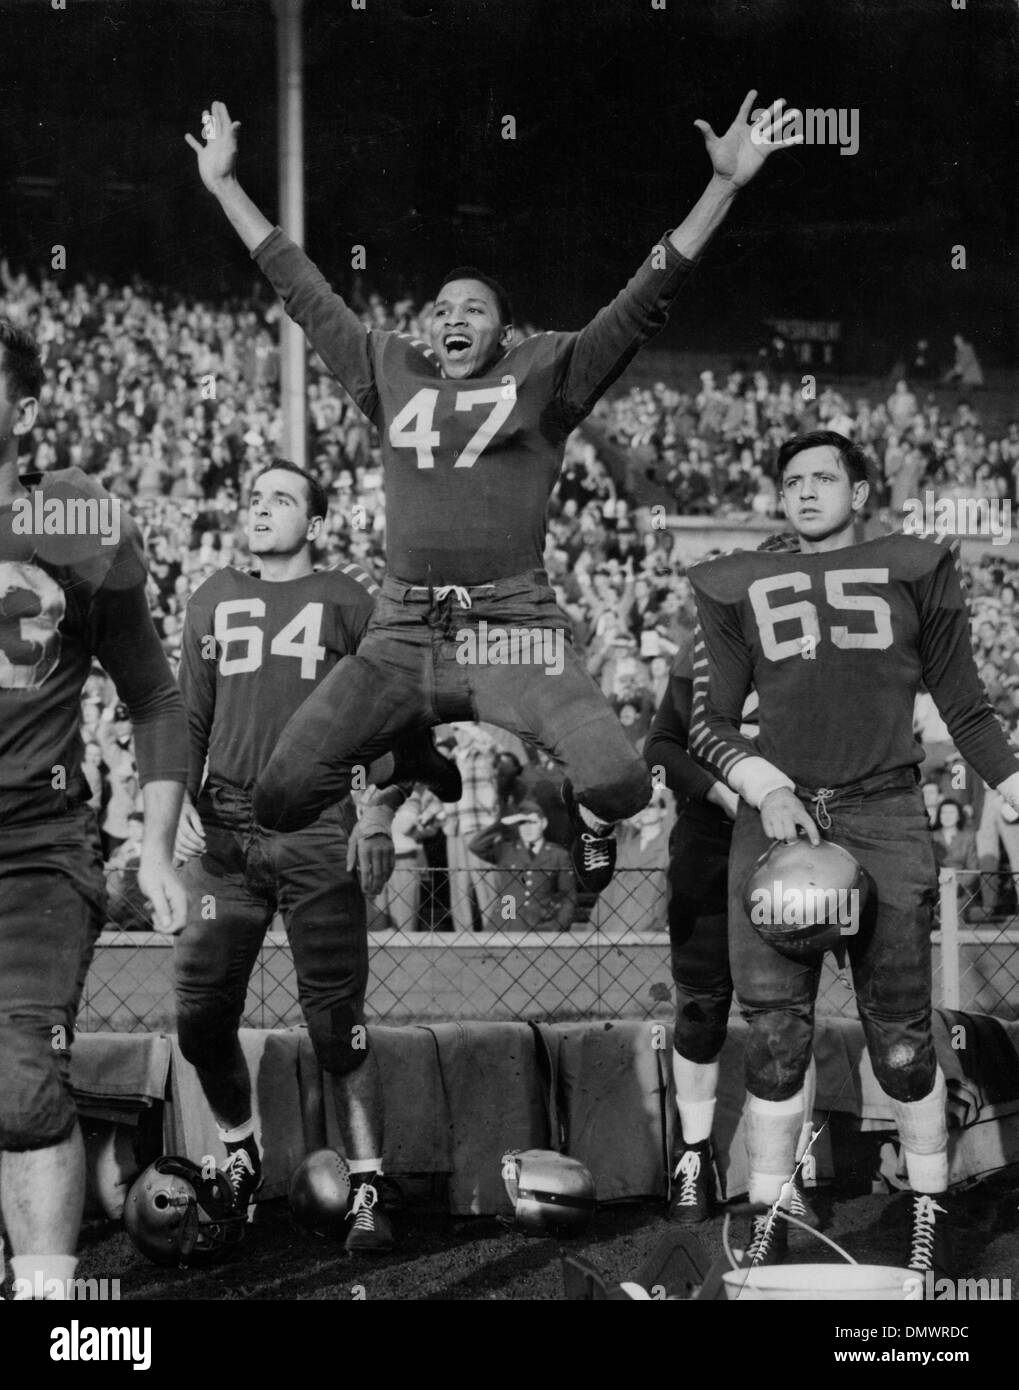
[0,319,188,1299]
[174,459,451,1252]
[644,534,818,1228]
[688,429,1019,1276]
[186,91,803,891]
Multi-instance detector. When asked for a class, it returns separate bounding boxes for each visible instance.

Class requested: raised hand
[185,101,241,193]
[694,90,803,189]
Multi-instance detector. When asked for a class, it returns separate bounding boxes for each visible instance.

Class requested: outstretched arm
[557,92,801,428]
[668,92,801,261]
[185,102,273,251]
[187,100,379,416]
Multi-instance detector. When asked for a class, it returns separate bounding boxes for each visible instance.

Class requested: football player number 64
[214,600,326,679]
[749,569,893,661]
[389,387,515,469]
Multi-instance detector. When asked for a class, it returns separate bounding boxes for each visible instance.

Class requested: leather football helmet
[502,1149,596,1235]
[288,1148,352,1237]
[743,837,868,960]
[123,1156,246,1266]
[84,1122,139,1222]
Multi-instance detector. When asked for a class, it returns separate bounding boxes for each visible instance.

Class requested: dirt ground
[31,1166,1019,1304]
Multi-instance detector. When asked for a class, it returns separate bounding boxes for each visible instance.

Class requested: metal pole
[273,0,306,467]
[938,868,961,1010]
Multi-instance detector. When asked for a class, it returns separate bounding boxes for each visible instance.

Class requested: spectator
[105,813,153,930]
[943,334,984,390]
[588,789,674,932]
[442,724,500,932]
[932,799,978,872]
[469,801,576,932]
[371,788,444,932]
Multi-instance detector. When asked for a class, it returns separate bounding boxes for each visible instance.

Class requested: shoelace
[746,1214,778,1263]
[581,833,611,871]
[347,1182,379,1233]
[672,1149,702,1205]
[786,1179,811,1219]
[909,1194,944,1269]
[223,1149,256,1202]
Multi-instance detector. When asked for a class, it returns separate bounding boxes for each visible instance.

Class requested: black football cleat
[667,1141,715,1225]
[344,1180,394,1253]
[562,780,617,893]
[739,1210,789,1268]
[906,1192,954,1280]
[222,1145,262,1222]
[387,732,463,803]
[784,1175,820,1230]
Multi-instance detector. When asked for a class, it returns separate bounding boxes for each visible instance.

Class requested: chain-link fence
[78,866,1019,1033]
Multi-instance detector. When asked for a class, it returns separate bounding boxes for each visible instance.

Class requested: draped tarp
[70,1010,1019,1215]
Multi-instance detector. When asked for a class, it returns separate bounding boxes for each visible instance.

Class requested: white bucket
[722,1263,923,1301]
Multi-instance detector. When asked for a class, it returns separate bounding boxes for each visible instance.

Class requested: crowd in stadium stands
[5,263,1017,929]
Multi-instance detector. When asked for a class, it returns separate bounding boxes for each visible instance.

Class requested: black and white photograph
[0,0,1017,1353]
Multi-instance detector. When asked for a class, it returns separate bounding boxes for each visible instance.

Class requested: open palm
[185,100,241,192]
[695,90,802,189]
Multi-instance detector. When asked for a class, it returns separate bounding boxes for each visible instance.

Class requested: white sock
[889,1068,948,1190]
[748,1170,792,1206]
[348,1157,383,1177]
[903,1151,949,1195]
[11,1254,78,1301]
[676,1099,716,1147]
[672,1052,719,1145]
[746,1091,804,1203]
[217,1116,256,1145]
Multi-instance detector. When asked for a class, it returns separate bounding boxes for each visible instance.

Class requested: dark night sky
[0,0,1014,367]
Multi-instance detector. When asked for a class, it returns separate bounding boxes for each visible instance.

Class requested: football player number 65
[749,569,893,660]
[389,387,515,469]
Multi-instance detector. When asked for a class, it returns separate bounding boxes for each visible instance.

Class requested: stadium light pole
[273,0,307,468]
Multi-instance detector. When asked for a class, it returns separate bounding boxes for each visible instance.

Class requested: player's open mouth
[443,334,472,358]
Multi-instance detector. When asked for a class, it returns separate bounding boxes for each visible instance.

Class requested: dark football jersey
[688,532,1019,796]
[645,531,796,812]
[179,562,378,796]
[0,468,186,825]
[254,229,695,585]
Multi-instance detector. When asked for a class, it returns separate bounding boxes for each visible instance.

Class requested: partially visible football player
[0,319,188,1298]
[688,430,1019,1275]
[644,535,818,1227]
[174,460,448,1252]
[186,90,803,893]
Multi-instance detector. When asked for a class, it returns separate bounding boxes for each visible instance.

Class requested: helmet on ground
[502,1149,596,1235]
[288,1148,351,1237]
[123,1156,246,1266]
[743,837,868,960]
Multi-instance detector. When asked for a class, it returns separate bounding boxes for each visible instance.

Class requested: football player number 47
[389,387,515,469]
[749,569,893,661]
[215,600,326,679]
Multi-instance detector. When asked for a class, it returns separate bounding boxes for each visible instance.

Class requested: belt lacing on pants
[811,788,836,831]
[433,584,473,609]
[430,585,473,637]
